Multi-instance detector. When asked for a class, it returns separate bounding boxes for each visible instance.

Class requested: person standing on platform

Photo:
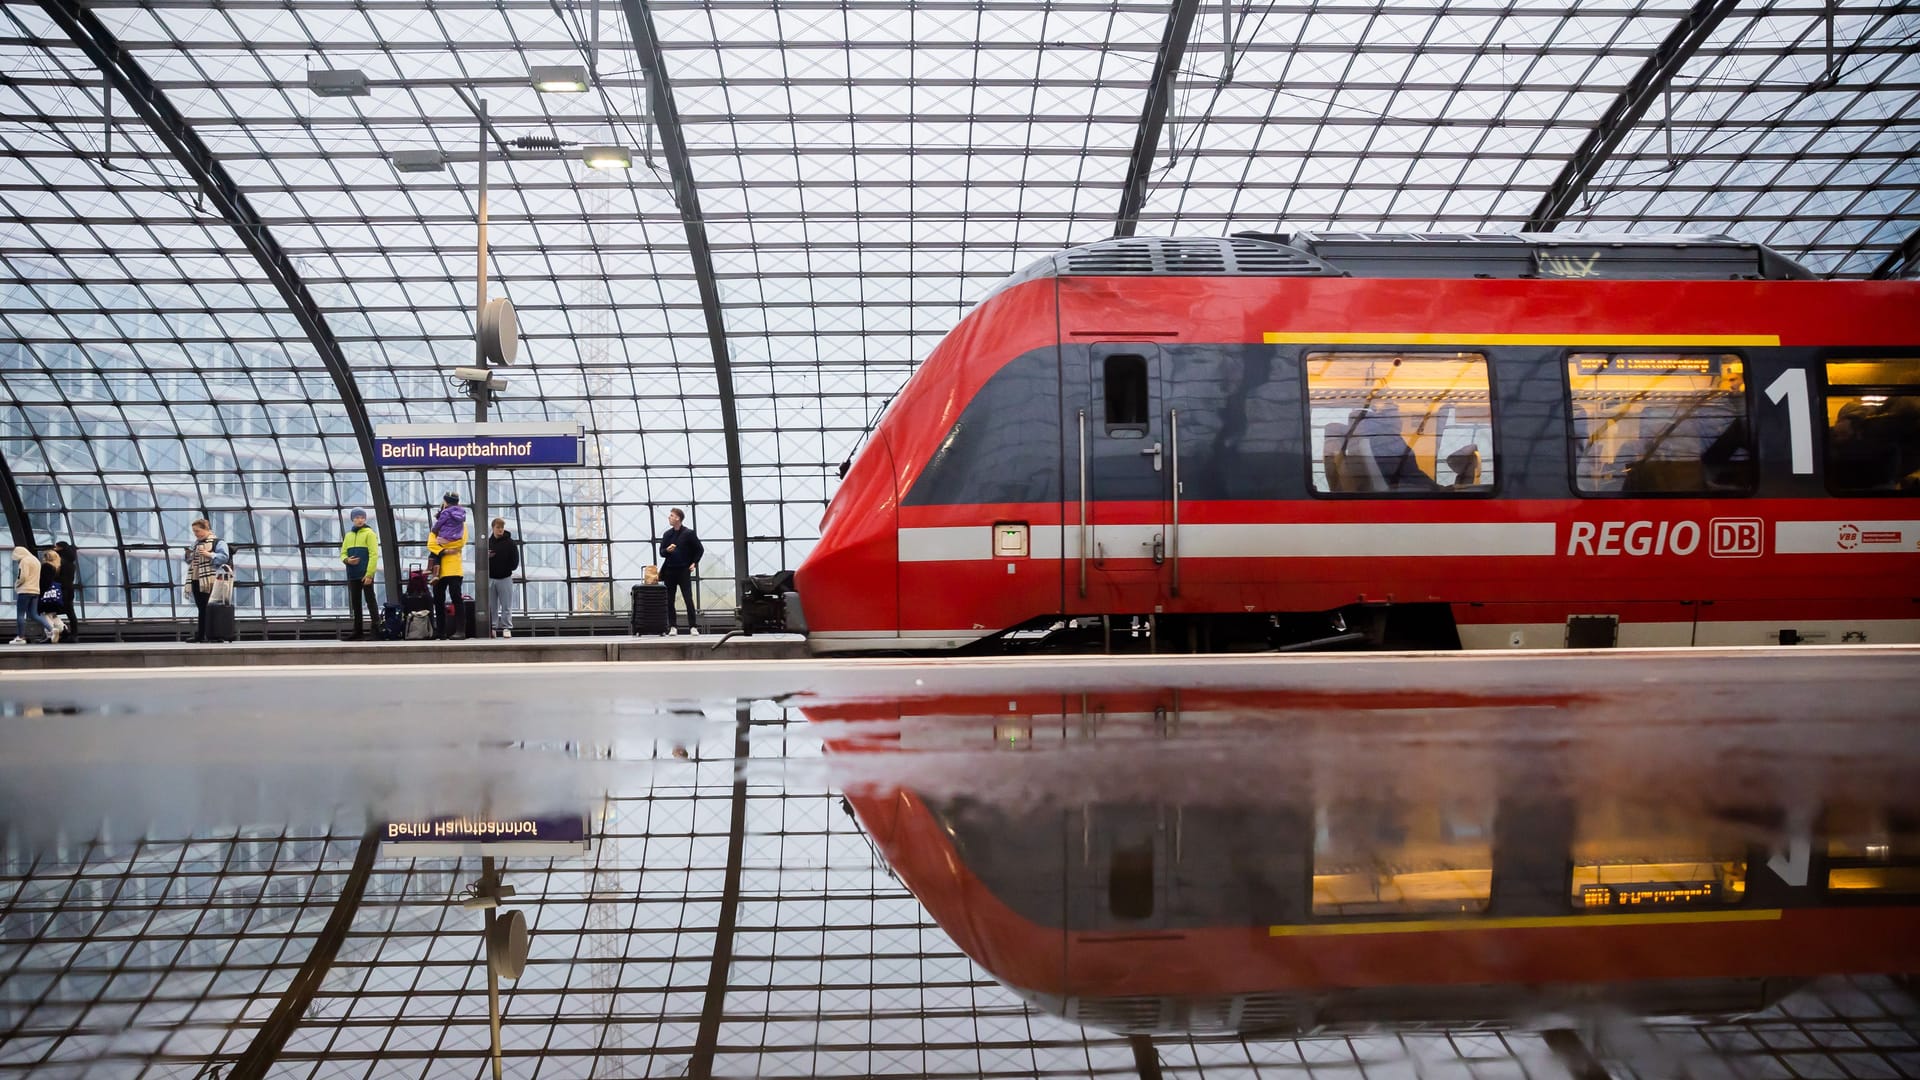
[11,546,58,644]
[51,541,79,643]
[340,508,380,640]
[427,493,469,640]
[658,507,704,635]
[487,517,518,639]
[37,548,69,640]
[182,519,230,644]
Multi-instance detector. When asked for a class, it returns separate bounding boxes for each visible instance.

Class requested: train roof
[995,232,1816,294]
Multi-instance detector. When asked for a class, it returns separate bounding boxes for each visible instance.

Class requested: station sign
[373,422,585,469]
[379,812,591,858]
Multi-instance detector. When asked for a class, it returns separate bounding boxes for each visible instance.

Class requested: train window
[1824,804,1920,894]
[1824,359,1920,495]
[1567,353,1754,495]
[1102,354,1149,436]
[1570,803,1747,912]
[1311,796,1493,916]
[1304,352,1494,496]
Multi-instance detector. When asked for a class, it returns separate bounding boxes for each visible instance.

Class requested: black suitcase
[442,596,477,638]
[631,583,668,635]
[205,600,236,643]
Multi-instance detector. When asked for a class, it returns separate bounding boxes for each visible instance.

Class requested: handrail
[1169,407,1180,597]
[1078,408,1089,598]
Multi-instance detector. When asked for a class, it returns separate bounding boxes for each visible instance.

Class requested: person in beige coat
[11,546,59,644]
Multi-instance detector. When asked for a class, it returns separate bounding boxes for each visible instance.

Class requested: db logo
[1709,517,1763,558]
[1838,523,1860,550]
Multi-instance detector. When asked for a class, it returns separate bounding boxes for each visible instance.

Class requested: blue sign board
[376,433,583,469]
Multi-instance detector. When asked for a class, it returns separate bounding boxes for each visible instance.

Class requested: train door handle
[1140,441,1162,471]
[1148,533,1165,565]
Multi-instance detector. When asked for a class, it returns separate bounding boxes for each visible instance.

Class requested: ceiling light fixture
[530,65,591,93]
[581,146,633,170]
[306,68,370,98]
[391,149,450,173]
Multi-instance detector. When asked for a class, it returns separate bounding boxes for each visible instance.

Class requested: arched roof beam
[1115,0,1204,238]
[1869,222,1920,279]
[1525,0,1744,232]
[0,447,34,550]
[37,0,403,601]
[617,0,750,599]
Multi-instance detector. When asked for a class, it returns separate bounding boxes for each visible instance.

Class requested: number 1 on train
[1764,367,1813,475]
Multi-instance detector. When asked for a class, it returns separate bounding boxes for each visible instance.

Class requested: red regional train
[818,689,1920,1035]
[795,233,1920,653]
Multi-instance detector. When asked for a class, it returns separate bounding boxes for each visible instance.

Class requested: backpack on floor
[403,610,434,641]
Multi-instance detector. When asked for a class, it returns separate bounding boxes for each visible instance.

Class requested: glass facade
[0,0,1914,624]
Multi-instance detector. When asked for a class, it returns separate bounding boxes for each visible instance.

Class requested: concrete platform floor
[0,631,809,669]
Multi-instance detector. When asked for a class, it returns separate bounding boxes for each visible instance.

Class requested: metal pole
[480,855,504,1080]
[472,97,489,638]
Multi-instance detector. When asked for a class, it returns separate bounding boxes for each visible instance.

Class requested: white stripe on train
[810,619,1920,653]
[896,520,1920,563]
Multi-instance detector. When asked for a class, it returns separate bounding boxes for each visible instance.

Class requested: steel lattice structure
[0,0,1915,622]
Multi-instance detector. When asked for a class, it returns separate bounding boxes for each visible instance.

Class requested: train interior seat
[1344,435,1389,493]
[1446,444,1482,487]
[1322,422,1350,492]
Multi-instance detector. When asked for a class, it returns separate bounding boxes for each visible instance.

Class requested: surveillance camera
[453,366,495,384]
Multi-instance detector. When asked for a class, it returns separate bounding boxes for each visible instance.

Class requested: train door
[1077,345,1172,614]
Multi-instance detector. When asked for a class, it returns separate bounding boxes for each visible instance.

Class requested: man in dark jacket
[487,518,519,638]
[657,508,703,634]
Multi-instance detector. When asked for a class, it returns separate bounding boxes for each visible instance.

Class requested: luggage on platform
[380,603,405,641]
[204,602,236,643]
[631,583,668,636]
[404,610,434,640]
[738,570,795,634]
[442,595,477,639]
[204,569,236,642]
[403,564,433,611]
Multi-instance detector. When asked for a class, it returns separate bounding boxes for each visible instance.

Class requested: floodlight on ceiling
[581,146,633,170]
[392,149,450,174]
[530,65,590,93]
[306,68,370,98]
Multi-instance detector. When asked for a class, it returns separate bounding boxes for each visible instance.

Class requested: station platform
[0,632,809,670]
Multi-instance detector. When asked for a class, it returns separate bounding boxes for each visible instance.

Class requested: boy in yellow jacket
[340,508,380,639]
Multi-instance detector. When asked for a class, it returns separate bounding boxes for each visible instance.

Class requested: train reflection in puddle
[806,687,1920,1036]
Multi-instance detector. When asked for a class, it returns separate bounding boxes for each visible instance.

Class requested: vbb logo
[1709,517,1763,558]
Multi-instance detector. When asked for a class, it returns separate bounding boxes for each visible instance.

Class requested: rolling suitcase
[204,600,236,643]
[442,596,478,639]
[204,570,237,642]
[403,564,434,611]
[631,583,668,635]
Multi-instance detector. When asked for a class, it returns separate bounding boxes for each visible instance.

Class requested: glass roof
[0,0,1915,620]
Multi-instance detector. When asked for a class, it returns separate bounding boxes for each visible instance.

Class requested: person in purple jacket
[427,492,468,577]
